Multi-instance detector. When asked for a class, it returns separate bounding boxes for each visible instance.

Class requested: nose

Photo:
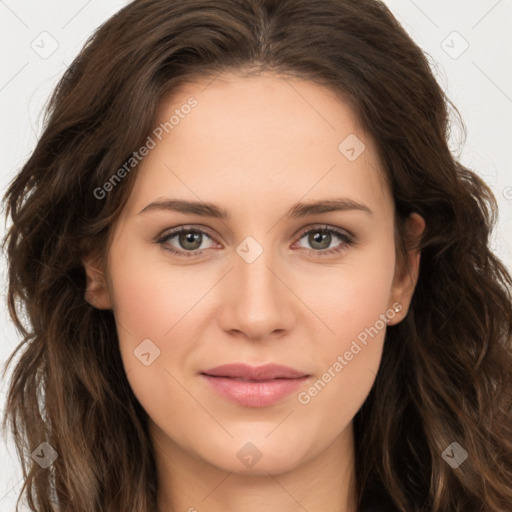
[216,241,296,341]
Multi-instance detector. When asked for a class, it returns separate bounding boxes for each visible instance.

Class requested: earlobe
[387,212,425,326]
[83,256,113,310]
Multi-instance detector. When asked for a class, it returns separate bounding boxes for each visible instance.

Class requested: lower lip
[200,374,310,407]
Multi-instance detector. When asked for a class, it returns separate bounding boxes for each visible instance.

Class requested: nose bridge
[234,233,282,303]
[218,232,294,339]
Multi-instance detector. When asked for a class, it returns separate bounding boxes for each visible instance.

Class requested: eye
[156,224,355,258]
[293,225,354,257]
[156,226,218,258]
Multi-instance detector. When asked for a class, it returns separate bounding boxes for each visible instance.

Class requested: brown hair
[2,0,512,510]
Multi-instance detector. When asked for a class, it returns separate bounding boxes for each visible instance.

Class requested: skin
[84,71,425,512]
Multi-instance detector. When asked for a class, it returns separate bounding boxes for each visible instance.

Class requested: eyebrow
[138,197,373,218]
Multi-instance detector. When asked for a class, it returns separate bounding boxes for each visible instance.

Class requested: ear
[82,253,113,310]
[387,212,425,326]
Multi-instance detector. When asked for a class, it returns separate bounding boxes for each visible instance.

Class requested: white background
[1,1,511,509]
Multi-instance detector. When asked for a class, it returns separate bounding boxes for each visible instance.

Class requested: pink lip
[200,363,311,408]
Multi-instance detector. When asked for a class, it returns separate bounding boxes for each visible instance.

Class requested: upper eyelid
[158,225,219,243]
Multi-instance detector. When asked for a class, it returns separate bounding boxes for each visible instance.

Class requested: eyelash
[156,224,355,259]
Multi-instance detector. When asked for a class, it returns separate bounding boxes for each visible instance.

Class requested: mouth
[199,363,311,407]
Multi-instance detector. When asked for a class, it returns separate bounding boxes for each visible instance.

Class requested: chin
[198,434,312,476]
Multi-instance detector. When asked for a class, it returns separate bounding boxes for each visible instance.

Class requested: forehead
[123,71,392,220]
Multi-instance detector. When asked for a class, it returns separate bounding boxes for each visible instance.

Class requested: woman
[2,0,512,510]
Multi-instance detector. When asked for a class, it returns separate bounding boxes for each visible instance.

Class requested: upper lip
[201,363,309,381]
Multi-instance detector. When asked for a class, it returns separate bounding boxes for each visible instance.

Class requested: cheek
[312,238,396,343]
[107,245,211,422]
[106,238,210,378]
[109,220,219,326]
[297,241,395,415]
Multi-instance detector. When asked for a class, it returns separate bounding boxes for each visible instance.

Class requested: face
[84,71,423,477]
